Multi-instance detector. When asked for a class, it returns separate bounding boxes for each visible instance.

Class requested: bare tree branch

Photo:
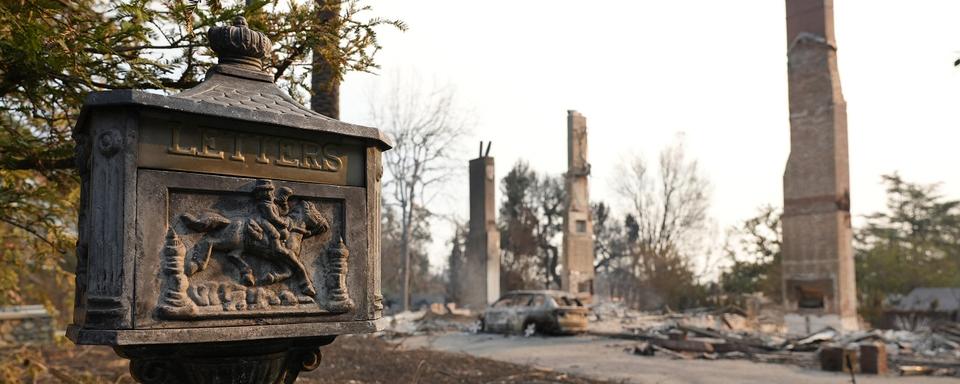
[372,72,468,311]
[612,135,711,308]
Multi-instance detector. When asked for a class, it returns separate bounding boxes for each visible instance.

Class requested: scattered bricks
[860,342,888,375]
[820,345,844,371]
[819,344,859,373]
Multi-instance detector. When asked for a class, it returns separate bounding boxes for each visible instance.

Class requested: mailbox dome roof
[75,68,392,150]
[74,15,390,150]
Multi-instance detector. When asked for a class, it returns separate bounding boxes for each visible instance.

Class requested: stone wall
[0,305,54,346]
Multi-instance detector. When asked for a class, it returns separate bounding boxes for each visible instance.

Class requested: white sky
[337,1,960,273]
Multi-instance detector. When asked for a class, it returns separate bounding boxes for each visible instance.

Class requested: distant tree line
[497,161,566,291]
[491,138,714,311]
[719,205,782,304]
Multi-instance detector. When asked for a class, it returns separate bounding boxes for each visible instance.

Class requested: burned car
[480,290,588,335]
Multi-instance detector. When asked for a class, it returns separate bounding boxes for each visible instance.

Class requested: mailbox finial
[208,15,272,72]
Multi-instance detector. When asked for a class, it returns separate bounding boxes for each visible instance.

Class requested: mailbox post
[67,17,389,383]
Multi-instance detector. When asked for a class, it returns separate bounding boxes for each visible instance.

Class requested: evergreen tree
[719,205,782,303]
[0,0,402,311]
[856,173,960,323]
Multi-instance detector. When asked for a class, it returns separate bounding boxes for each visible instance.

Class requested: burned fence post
[67,16,390,383]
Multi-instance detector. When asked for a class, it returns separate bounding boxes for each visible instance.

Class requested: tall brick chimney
[781,0,858,334]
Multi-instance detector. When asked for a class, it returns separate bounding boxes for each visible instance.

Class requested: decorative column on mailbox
[67,17,389,383]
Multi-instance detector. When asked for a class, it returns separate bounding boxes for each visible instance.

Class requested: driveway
[398,333,960,384]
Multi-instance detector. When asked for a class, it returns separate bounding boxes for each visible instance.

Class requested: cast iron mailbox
[67,17,389,383]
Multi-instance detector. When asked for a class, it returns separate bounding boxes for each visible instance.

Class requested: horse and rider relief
[156,179,355,319]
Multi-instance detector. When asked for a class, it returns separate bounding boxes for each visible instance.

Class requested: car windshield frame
[551,295,583,307]
[492,294,535,308]
[514,294,533,306]
[529,295,546,307]
[492,296,514,308]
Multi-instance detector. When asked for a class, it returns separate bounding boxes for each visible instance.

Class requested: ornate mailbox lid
[73,71,391,152]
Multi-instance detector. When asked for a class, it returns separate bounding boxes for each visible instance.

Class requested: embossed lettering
[322,144,343,172]
[301,143,323,170]
[167,126,196,156]
[275,141,300,167]
[197,129,225,159]
[229,134,245,162]
[158,127,347,175]
[256,137,270,164]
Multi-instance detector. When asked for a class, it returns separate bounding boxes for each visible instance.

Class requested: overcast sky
[336,1,960,273]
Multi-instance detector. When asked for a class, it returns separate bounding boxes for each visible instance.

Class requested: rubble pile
[590,301,783,336]
[590,301,960,377]
[381,304,477,337]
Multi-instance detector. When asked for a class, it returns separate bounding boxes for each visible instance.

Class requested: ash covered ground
[0,335,613,383]
[5,302,960,383]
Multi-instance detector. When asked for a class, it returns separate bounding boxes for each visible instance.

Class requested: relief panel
[135,170,369,329]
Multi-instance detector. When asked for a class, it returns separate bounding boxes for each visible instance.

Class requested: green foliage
[595,209,710,311]
[500,146,712,311]
[498,160,566,291]
[1,0,404,168]
[593,202,628,271]
[0,346,44,383]
[856,173,960,324]
[0,117,79,316]
[719,205,782,303]
[0,0,402,321]
[0,169,77,305]
[444,223,466,303]
[719,174,960,324]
